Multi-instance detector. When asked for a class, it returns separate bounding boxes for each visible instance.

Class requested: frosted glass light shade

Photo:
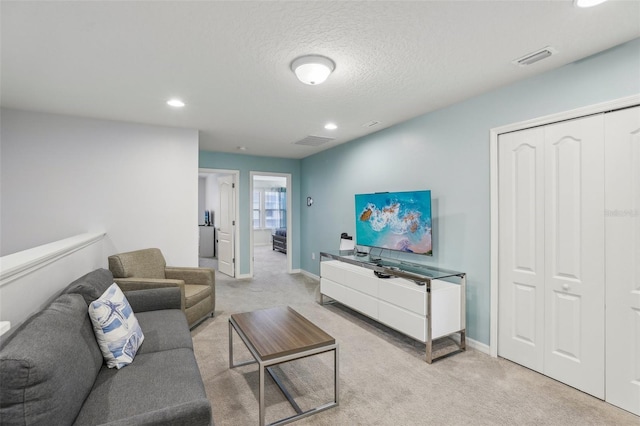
[291,55,335,85]
[574,0,607,7]
[167,99,185,107]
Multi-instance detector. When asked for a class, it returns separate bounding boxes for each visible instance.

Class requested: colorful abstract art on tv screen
[355,190,432,256]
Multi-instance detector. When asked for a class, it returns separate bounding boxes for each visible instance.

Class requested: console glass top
[321,250,464,282]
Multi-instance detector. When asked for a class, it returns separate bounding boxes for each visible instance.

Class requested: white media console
[319,251,466,363]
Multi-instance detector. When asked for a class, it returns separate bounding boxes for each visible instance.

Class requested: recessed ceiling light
[324,123,337,130]
[237,146,247,151]
[574,0,608,7]
[167,99,185,107]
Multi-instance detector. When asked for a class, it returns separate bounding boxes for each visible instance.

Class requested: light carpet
[193,246,638,425]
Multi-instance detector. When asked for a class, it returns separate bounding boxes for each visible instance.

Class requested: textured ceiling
[2,1,639,159]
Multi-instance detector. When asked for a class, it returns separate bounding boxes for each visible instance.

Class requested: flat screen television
[354,190,432,256]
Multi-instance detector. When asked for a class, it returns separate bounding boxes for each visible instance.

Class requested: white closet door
[218,175,235,278]
[498,127,546,372]
[605,106,640,415]
[543,114,605,398]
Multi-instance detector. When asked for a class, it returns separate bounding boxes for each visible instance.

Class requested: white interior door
[543,114,605,398]
[605,106,640,415]
[498,127,546,372]
[218,175,235,278]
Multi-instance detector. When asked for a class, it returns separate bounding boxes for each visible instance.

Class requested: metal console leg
[426,283,433,364]
[334,344,340,405]
[229,320,233,368]
[259,362,266,426]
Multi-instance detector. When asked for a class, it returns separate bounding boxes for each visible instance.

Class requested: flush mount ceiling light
[574,0,608,7]
[324,123,337,130]
[291,55,335,85]
[167,99,185,107]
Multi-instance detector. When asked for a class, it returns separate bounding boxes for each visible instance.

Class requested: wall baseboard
[466,337,491,355]
[300,269,319,281]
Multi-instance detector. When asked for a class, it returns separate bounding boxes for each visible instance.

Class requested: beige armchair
[108,248,215,328]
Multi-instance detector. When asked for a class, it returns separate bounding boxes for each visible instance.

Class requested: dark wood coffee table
[229,306,339,426]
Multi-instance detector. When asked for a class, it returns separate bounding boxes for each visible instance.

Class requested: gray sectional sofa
[0,268,212,425]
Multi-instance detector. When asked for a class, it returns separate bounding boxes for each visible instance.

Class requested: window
[252,190,261,229]
[253,187,286,229]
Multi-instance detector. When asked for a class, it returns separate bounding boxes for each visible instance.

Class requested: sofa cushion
[74,348,211,426]
[135,309,193,354]
[63,268,115,305]
[184,284,212,309]
[0,294,103,426]
[89,284,145,369]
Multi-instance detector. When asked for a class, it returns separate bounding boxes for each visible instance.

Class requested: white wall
[198,177,207,225]
[254,229,273,246]
[197,173,221,227]
[0,108,199,267]
[205,174,219,227]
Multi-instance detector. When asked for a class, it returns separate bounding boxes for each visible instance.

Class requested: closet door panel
[498,127,545,372]
[544,114,605,399]
[605,105,640,415]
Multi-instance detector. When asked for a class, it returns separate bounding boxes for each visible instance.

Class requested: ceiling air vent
[292,135,334,147]
[362,120,381,128]
[513,46,558,67]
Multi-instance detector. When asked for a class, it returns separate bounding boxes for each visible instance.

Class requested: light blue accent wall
[199,151,301,275]
[301,38,640,345]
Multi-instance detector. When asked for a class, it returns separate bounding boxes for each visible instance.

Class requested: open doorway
[198,168,239,278]
[250,172,292,277]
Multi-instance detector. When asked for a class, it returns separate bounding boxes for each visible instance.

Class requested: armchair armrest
[124,287,182,312]
[113,278,186,310]
[165,267,215,288]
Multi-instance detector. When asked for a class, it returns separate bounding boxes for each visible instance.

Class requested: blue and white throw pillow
[88,283,144,369]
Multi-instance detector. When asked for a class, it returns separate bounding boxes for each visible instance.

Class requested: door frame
[489,94,640,357]
[249,171,293,276]
[199,168,240,278]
